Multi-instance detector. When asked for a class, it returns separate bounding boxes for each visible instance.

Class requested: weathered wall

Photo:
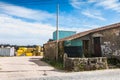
[44,41,64,61]
[91,27,120,56]
[64,55,108,71]
[58,41,64,61]
[44,42,57,60]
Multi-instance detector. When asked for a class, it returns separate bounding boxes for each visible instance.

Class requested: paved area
[32,69,120,80]
[0,56,62,80]
[0,56,120,80]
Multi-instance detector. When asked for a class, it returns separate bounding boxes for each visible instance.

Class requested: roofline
[45,22,120,45]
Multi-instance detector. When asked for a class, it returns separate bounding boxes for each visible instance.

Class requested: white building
[0,47,15,56]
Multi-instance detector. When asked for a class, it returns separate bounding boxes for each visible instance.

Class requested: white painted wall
[0,47,15,56]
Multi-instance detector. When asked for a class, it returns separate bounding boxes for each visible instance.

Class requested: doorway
[93,37,102,57]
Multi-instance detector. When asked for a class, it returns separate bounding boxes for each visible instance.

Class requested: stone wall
[58,42,64,61]
[64,55,108,71]
[44,42,57,60]
[44,41,64,61]
[91,27,120,56]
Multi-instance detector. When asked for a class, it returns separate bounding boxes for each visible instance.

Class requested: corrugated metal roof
[45,22,120,44]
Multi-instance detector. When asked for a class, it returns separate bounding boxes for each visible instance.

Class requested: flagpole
[56,3,59,60]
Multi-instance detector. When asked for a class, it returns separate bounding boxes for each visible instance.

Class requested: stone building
[44,23,120,61]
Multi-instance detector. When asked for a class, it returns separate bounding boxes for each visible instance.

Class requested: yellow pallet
[40,52,44,56]
[26,53,33,56]
[17,53,24,56]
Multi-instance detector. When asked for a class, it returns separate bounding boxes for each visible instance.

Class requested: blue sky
[0,0,120,45]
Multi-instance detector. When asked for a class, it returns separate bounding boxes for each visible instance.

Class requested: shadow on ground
[29,57,65,73]
[29,57,49,66]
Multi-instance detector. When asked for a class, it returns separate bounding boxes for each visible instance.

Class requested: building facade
[44,23,120,61]
[0,47,15,56]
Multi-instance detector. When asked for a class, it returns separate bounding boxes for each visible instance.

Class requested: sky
[0,0,120,45]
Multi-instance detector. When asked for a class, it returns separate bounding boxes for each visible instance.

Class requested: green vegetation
[107,58,120,65]
[107,58,120,68]
[78,64,84,71]
[42,58,64,70]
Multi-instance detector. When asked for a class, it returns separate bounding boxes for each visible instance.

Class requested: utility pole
[56,3,59,60]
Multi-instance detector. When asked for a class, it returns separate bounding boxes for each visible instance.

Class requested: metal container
[0,47,15,56]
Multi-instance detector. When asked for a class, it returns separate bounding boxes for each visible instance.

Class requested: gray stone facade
[44,42,57,60]
[91,26,120,57]
[44,41,64,61]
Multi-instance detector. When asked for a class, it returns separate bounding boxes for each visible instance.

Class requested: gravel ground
[0,56,120,80]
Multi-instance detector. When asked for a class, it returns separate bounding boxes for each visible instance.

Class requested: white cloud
[0,12,99,45]
[0,2,55,21]
[70,0,83,9]
[70,0,97,9]
[0,14,56,45]
[70,0,120,13]
[88,0,98,3]
[70,0,106,21]
[0,2,57,45]
[60,27,93,33]
[81,9,106,21]
[0,2,101,45]
[96,0,120,12]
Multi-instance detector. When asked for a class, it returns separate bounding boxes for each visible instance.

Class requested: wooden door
[93,37,102,57]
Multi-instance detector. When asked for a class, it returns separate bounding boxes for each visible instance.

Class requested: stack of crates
[26,48,34,56]
[17,46,44,56]
[17,47,27,56]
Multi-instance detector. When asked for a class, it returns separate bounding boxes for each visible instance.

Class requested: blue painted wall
[64,39,83,46]
[53,30,76,40]
[64,39,83,57]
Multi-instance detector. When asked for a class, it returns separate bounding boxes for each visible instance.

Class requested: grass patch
[41,58,64,70]
[107,58,120,65]
[107,58,120,68]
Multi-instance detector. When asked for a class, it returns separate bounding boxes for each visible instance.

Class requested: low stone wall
[64,55,108,71]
